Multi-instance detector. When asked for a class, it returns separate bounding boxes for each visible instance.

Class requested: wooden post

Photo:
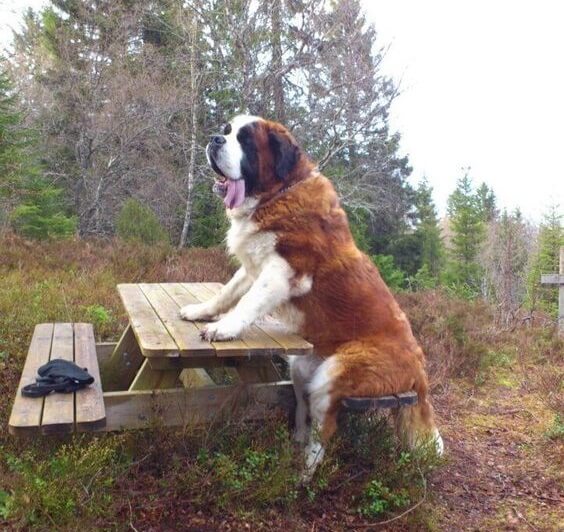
[541,246,564,335]
[102,325,145,391]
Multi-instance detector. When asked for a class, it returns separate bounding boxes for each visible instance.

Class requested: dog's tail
[394,377,444,456]
[316,340,444,455]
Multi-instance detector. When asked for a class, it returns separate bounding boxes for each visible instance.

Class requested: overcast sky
[361,0,564,221]
[1,0,562,221]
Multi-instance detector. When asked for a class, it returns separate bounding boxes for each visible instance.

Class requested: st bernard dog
[180,114,443,478]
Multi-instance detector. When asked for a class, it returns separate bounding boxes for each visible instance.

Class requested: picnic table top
[117,282,313,359]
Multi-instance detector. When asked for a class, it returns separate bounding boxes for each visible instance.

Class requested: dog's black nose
[212,136,226,145]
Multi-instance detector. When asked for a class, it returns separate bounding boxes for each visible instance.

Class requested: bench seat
[342,391,418,411]
[9,323,106,435]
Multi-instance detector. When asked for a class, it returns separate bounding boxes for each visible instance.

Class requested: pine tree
[414,177,444,279]
[444,172,485,295]
[0,70,28,200]
[475,182,497,222]
[0,66,74,238]
[526,204,564,316]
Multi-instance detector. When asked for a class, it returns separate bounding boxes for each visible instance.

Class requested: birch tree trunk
[179,16,199,249]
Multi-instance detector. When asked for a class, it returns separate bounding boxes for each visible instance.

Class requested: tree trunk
[179,17,199,249]
[270,0,285,122]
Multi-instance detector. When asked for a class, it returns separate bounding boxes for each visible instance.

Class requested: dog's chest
[226,216,276,277]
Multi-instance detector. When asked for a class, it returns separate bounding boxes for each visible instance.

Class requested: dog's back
[253,171,442,457]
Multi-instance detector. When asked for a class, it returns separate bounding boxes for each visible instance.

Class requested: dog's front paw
[200,318,243,342]
[179,303,215,321]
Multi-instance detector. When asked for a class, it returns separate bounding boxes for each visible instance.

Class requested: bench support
[102,325,144,391]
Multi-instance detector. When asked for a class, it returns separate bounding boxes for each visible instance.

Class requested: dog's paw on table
[199,318,243,342]
[179,303,215,321]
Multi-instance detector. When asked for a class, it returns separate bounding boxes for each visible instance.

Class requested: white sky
[362,0,564,221]
[2,0,563,221]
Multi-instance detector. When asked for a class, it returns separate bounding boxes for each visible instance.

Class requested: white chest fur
[225,206,312,333]
[226,211,277,278]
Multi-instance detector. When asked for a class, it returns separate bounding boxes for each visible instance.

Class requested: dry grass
[0,234,562,530]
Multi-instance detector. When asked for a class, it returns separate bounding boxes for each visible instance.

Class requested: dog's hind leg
[302,357,340,481]
[289,354,323,445]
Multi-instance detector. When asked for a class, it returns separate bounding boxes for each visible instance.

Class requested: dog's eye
[223,123,232,135]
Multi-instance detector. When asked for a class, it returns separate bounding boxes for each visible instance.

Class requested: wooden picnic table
[100,282,313,431]
[9,282,418,436]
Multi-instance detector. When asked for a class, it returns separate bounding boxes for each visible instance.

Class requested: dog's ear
[268,131,299,181]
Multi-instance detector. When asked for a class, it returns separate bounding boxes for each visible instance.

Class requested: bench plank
[341,391,418,411]
[118,284,178,357]
[74,323,106,431]
[9,323,54,436]
[139,283,214,356]
[41,323,75,434]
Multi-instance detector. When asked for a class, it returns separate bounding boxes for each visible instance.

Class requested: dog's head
[207,115,308,209]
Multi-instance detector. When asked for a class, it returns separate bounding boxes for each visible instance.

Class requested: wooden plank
[129,359,182,390]
[235,361,281,383]
[163,283,246,356]
[99,382,295,432]
[74,323,106,432]
[95,342,117,365]
[41,323,75,434]
[200,282,312,355]
[179,368,215,388]
[182,282,219,303]
[255,315,313,355]
[102,325,145,391]
[148,356,226,370]
[117,284,179,357]
[161,282,312,356]
[9,323,54,436]
[341,391,418,411]
[160,282,201,306]
[541,274,564,285]
[202,283,285,356]
[139,283,215,357]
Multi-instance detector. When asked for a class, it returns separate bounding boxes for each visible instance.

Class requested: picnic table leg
[102,325,144,391]
[129,359,182,391]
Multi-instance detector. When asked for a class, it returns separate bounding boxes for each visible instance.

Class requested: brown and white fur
[180,115,443,479]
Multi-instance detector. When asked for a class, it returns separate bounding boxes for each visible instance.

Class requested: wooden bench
[9,323,105,435]
[342,391,418,411]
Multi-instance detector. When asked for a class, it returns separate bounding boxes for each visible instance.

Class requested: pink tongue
[224,179,246,209]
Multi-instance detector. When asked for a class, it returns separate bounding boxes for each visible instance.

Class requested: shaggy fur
[180,116,443,477]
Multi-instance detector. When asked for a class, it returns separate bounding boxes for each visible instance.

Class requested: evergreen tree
[414,177,444,279]
[0,66,74,238]
[526,204,564,316]
[9,0,415,246]
[0,69,28,201]
[475,182,497,222]
[444,172,485,294]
